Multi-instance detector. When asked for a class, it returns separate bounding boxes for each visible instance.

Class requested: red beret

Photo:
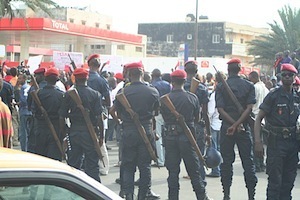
[294,76,300,85]
[126,62,144,69]
[170,70,187,79]
[184,60,198,66]
[87,54,100,63]
[227,58,241,64]
[114,72,124,80]
[34,67,46,75]
[281,63,298,74]
[45,67,59,77]
[73,68,89,79]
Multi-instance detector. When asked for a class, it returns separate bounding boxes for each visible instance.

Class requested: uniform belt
[165,124,183,135]
[266,124,296,139]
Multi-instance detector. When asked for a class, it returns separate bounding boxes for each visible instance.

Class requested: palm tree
[248,5,300,68]
[0,0,58,19]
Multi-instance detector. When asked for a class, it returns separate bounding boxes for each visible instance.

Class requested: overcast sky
[55,0,300,34]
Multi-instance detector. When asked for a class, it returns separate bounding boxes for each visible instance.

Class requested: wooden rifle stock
[116,92,159,166]
[30,74,39,90]
[68,89,105,166]
[160,94,207,166]
[68,54,77,71]
[190,77,201,94]
[30,90,65,159]
[212,65,255,128]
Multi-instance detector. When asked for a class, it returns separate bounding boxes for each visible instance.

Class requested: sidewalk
[102,141,300,200]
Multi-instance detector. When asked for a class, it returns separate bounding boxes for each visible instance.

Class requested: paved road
[102,141,300,200]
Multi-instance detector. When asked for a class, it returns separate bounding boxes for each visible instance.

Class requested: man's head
[87,54,101,70]
[44,67,59,85]
[291,52,297,59]
[126,62,144,82]
[227,58,241,75]
[151,68,162,79]
[184,60,198,75]
[293,76,300,91]
[114,72,124,83]
[34,67,46,83]
[170,69,187,87]
[280,63,298,86]
[206,72,213,82]
[73,68,89,85]
[17,74,27,85]
[248,71,259,84]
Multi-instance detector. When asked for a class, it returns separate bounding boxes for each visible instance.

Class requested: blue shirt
[151,78,171,97]
[87,71,110,99]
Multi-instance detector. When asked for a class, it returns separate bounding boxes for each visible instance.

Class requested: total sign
[51,20,69,31]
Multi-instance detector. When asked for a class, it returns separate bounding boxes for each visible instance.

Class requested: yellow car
[0,147,122,200]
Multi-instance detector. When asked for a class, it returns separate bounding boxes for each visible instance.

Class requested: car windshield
[0,185,84,200]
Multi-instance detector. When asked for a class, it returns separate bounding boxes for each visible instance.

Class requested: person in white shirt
[248,71,269,172]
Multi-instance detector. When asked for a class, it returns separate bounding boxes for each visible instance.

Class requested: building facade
[138,21,269,66]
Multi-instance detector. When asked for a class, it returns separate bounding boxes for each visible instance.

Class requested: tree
[248,5,300,69]
[0,0,58,19]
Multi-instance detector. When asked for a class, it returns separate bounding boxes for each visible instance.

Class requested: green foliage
[248,5,300,69]
[0,0,58,19]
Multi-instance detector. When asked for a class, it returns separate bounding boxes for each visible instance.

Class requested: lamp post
[194,0,198,61]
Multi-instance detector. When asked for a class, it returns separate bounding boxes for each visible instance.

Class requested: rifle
[190,77,201,94]
[99,61,109,73]
[116,92,159,167]
[30,74,39,90]
[30,90,65,159]
[160,94,207,167]
[212,65,255,129]
[68,54,77,71]
[68,89,105,167]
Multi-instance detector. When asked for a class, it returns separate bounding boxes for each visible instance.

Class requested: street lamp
[194,0,198,61]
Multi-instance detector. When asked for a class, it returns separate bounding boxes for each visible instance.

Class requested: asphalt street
[102,141,300,200]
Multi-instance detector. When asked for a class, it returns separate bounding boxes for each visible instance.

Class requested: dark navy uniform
[184,78,209,184]
[161,69,210,200]
[87,71,110,101]
[34,85,64,160]
[59,84,102,182]
[259,86,300,199]
[114,80,159,199]
[216,74,257,197]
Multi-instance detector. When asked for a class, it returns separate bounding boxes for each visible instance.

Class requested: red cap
[45,67,59,77]
[227,58,241,64]
[34,67,46,75]
[87,54,100,63]
[126,62,144,69]
[73,68,89,79]
[170,70,187,79]
[281,63,298,74]
[294,76,300,85]
[114,72,124,80]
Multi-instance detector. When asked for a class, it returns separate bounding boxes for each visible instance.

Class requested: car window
[0,185,85,200]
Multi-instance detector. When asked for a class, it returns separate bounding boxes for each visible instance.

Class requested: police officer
[254,63,300,200]
[114,62,160,200]
[59,68,103,182]
[160,69,211,200]
[27,67,48,153]
[183,61,211,183]
[34,67,64,161]
[215,58,257,200]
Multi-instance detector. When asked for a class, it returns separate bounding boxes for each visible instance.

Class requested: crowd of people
[0,52,299,200]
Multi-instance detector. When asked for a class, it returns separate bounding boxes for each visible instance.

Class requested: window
[212,34,220,43]
[106,24,111,30]
[166,35,173,43]
[69,18,74,23]
[240,38,244,44]
[91,45,95,49]
[136,47,142,52]
[117,45,125,50]
[95,23,99,28]
[81,20,86,25]
[187,34,192,40]
[147,37,152,43]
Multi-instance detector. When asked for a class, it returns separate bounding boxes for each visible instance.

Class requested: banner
[27,55,43,73]
[53,51,83,70]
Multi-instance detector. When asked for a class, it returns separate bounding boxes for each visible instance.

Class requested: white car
[0,147,122,200]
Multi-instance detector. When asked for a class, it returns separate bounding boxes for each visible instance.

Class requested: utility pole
[194,0,198,61]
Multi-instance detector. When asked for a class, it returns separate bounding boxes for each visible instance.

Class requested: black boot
[223,187,230,200]
[196,192,213,200]
[145,190,160,200]
[248,188,255,200]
